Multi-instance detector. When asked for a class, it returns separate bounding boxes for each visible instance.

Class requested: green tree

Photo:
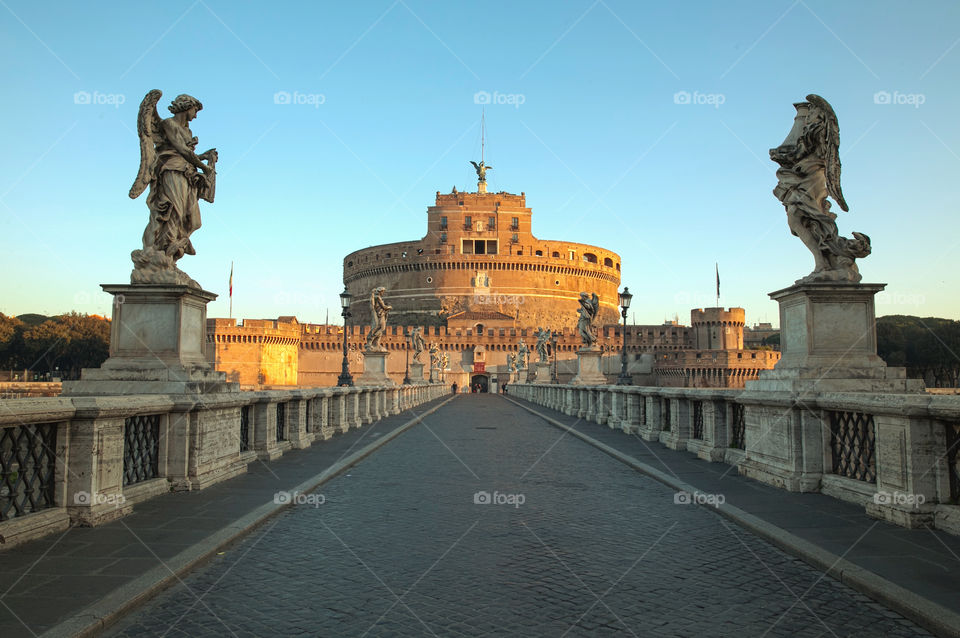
[877,315,960,387]
[21,313,110,380]
[0,313,26,369]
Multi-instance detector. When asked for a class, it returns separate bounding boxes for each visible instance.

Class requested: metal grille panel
[691,401,704,440]
[123,415,160,486]
[829,411,876,483]
[946,421,960,503]
[0,423,58,521]
[305,400,313,434]
[240,406,250,452]
[640,397,647,426]
[662,399,671,432]
[276,403,286,442]
[731,403,746,450]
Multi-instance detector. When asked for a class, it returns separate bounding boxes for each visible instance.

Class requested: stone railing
[511,383,960,535]
[0,384,445,548]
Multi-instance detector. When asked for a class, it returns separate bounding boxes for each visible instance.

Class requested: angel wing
[470,160,480,170]
[128,89,164,200]
[806,94,848,212]
[590,293,600,317]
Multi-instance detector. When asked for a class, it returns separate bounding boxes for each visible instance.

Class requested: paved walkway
[0,395,452,638]
[75,395,944,637]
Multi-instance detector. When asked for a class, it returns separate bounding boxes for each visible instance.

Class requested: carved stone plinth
[62,284,233,396]
[570,348,607,386]
[738,282,922,493]
[356,350,395,386]
[747,283,922,394]
[408,361,426,384]
[532,362,552,384]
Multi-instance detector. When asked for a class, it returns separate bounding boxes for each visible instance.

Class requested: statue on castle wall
[535,327,550,363]
[770,94,870,284]
[410,327,425,362]
[365,286,392,351]
[129,90,218,288]
[576,292,600,347]
[517,341,528,370]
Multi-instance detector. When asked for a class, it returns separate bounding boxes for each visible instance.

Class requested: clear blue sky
[1,1,958,327]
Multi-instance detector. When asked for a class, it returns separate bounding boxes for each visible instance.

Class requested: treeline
[877,315,960,388]
[0,313,110,380]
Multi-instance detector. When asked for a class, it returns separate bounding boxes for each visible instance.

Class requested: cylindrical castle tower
[343,186,621,329]
[691,307,745,350]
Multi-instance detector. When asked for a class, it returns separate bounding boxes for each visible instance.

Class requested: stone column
[570,347,607,386]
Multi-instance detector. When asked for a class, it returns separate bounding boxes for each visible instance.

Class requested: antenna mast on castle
[481,108,485,165]
[470,109,492,194]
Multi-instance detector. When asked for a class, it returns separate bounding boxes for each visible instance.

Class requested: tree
[0,313,26,369]
[877,315,960,387]
[21,313,110,380]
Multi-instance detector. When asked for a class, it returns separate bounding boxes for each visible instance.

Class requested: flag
[715,263,720,301]
[229,262,233,298]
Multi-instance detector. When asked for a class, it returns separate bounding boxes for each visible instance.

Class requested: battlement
[691,307,746,325]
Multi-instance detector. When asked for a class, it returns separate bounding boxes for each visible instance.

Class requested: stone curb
[40,396,456,638]
[506,397,960,638]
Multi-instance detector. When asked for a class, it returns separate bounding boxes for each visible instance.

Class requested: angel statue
[429,343,440,370]
[409,327,426,362]
[576,292,600,347]
[517,341,528,370]
[770,94,871,284]
[470,160,492,183]
[129,90,217,287]
[535,327,550,363]
[365,287,392,351]
[506,352,517,374]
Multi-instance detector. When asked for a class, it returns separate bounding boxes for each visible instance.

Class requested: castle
[207,178,779,389]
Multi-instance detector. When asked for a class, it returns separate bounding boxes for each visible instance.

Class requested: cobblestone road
[104,395,931,637]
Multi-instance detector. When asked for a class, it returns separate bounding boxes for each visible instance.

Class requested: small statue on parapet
[770,94,871,284]
[410,327,425,362]
[506,352,517,374]
[576,292,600,347]
[365,287,392,351]
[534,327,550,363]
[429,343,440,370]
[517,341,528,370]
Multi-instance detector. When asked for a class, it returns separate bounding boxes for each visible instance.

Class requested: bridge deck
[2,394,958,637]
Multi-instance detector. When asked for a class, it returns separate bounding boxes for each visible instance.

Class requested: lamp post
[403,329,411,385]
[616,287,633,385]
[551,331,560,384]
[337,287,354,387]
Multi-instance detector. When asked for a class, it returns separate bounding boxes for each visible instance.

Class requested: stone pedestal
[531,361,552,383]
[408,361,426,384]
[356,350,395,386]
[570,348,607,386]
[747,283,921,394]
[738,283,923,493]
[63,284,233,396]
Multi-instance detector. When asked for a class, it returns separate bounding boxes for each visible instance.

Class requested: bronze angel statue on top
[129,90,218,287]
[769,94,870,284]
[470,160,492,183]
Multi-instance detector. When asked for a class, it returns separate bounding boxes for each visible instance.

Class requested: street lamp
[551,331,560,384]
[402,328,411,385]
[337,287,354,387]
[616,287,633,385]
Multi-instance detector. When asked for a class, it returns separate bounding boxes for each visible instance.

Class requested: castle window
[440,232,447,243]
[583,253,598,264]
[347,260,353,267]
[535,250,543,256]
[464,215,472,230]
[386,253,391,258]
[488,216,496,230]
[440,216,448,230]
[603,257,613,267]
[516,250,522,256]
[552,251,560,258]
[511,217,519,230]
[461,239,473,254]
[511,233,519,243]
[616,263,620,271]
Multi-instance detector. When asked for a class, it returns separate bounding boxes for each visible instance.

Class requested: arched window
[583,253,597,264]
[603,257,613,267]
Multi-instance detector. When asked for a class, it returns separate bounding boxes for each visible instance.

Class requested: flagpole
[229,261,234,319]
[715,263,720,307]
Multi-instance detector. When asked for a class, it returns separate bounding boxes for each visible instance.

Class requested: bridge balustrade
[0,384,446,549]
[511,382,960,535]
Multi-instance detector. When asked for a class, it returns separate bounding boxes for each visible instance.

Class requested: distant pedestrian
[502,382,508,395]
[451,382,458,394]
